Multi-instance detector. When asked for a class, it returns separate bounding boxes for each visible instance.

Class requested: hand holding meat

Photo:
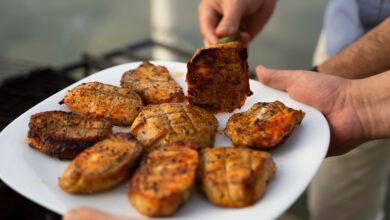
[198,0,277,46]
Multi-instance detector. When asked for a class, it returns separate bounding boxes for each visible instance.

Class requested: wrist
[348,76,390,141]
[348,80,372,141]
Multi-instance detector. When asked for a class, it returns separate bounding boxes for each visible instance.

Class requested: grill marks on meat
[59,133,143,193]
[187,42,251,113]
[198,147,276,207]
[129,141,198,216]
[121,61,186,104]
[61,82,143,126]
[130,103,218,152]
[28,111,112,160]
[225,101,305,149]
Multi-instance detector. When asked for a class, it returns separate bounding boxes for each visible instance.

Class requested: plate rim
[0,61,330,219]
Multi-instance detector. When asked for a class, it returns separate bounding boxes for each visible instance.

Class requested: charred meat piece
[187,42,251,113]
[198,147,276,207]
[121,61,186,104]
[129,141,198,217]
[28,111,112,160]
[224,101,305,149]
[59,133,143,193]
[130,103,218,152]
[61,82,143,126]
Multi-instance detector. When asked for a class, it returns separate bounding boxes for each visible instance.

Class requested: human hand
[256,65,370,157]
[63,207,134,220]
[198,0,277,47]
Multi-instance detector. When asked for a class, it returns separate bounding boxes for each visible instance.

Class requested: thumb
[256,65,301,92]
[256,65,346,115]
[215,5,244,37]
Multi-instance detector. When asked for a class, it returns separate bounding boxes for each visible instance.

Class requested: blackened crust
[28,111,112,160]
[186,42,251,113]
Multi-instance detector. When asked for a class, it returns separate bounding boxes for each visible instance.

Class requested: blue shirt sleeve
[324,0,390,57]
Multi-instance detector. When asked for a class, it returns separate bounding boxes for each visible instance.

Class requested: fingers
[256,65,298,92]
[215,2,245,37]
[198,1,219,45]
[256,65,343,114]
[63,207,131,220]
[245,0,276,42]
[204,39,211,47]
[238,32,251,47]
[199,0,274,46]
[256,65,317,105]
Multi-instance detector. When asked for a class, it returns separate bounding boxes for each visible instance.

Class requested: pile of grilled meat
[27,43,304,217]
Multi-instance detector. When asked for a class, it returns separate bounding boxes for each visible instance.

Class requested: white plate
[0,61,329,220]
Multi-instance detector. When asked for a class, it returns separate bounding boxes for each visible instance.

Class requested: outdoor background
[0,0,327,80]
[0,0,388,219]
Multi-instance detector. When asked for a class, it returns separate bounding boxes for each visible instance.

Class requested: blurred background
[0,0,327,81]
[0,0,388,219]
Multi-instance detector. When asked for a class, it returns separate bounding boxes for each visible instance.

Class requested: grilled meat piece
[129,141,198,217]
[59,133,143,193]
[61,82,143,126]
[225,101,305,149]
[198,147,276,207]
[187,42,251,113]
[130,103,218,152]
[28,111,112,160]
[121,61,186,104]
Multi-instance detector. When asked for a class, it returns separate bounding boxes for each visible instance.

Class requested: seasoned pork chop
[59,133,143,193]
[130,103,218,152]
[121,61,186,104]
[198,147,276,207]
[129,141,198,216]
[225,101,305,149]
[28,111,112,160]
[187,42,251,113]
[61,82,143,126]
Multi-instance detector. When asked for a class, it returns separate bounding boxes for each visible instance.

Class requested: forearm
[319,17,390,79]
[350,70,390,141]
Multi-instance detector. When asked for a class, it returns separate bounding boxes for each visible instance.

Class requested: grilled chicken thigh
[198,147,276,207]
[129,141,198,216]
[130,103,218,152]
[59,133,143,193]
[28,111,112,160]
[225,101,305,149]
[187,42,251,113]
[121,61,186,104]
[61,82,143,126]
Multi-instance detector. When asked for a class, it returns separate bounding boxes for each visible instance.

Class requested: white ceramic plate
[0,61,329,220]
